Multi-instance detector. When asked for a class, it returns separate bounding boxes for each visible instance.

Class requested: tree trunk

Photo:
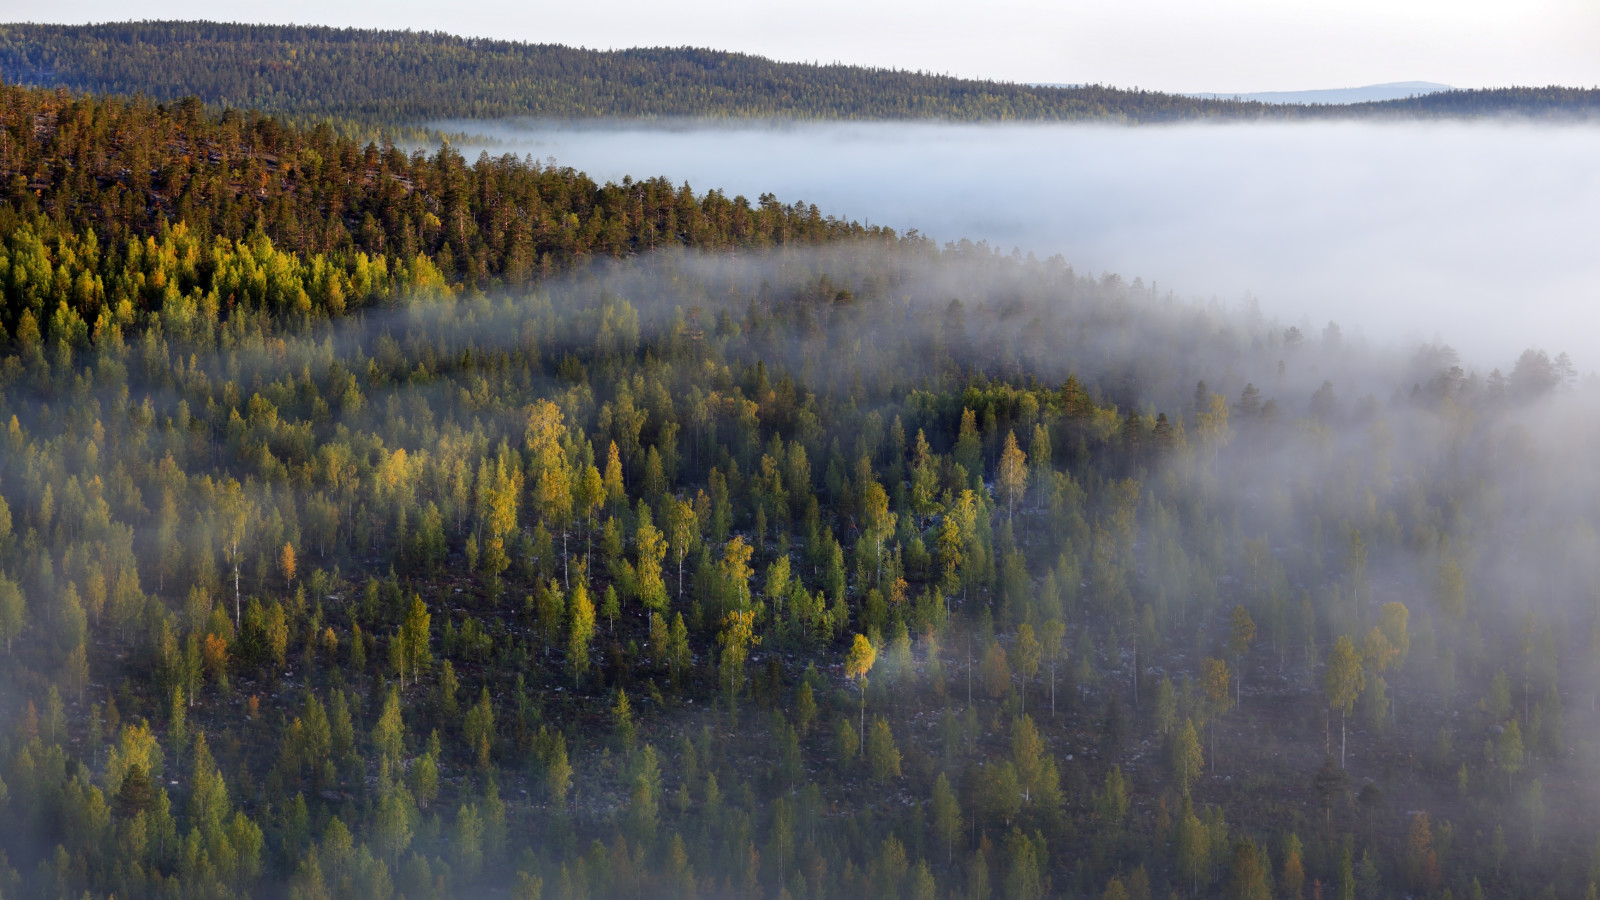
[859,690,866,758]
[1340,711,1347,769]
[1132,643,1139,707]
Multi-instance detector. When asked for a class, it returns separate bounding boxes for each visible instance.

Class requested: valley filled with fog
[447,119,1600,371]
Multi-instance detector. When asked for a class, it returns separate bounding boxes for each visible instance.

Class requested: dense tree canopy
[0,80,1598,900]
[1,22,1596,133]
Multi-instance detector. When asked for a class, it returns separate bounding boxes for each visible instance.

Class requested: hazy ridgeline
[5,21,1598,131]
[3,82,1600,899]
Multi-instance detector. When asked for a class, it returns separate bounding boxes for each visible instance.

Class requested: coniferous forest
[1,64,1600,900]
[0,22,1597,132]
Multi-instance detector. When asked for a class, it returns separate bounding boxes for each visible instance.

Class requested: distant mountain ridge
[1188,81,1453,105]
[0,21,1594,129]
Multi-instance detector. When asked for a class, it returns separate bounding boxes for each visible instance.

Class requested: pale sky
[4,0,1598,93]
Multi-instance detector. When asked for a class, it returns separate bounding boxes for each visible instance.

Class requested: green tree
[477,455,521,585]
[796,681,818,736]
[1282,833,1306,899]
[1176,805,1210,895]
[514,871,544,900]
[1227,605,1255,707]
[374,786,416,867]
[982,640,1012,700]
[910,860,938,900]
[1041,619,1067,717]
[452,802,484,880]
[566,580,595,684]
[372,688,405,776]
[997,430,1028,520]
[867,717,902,781]
[1154,676,1178,736]
[836,716,860,766]
[1227,839,1271,900]
[1094,766,1130,829]
[613,688,637,752]
[845,633,878,755]
[859,479,897,587]
[1005,828,1045,900]
[932,772,963,863]
[463,687,495,772]
[770,796,796,885]
[718,609,760,706]
[526,399,574,583]
[1378,601,1411,667]
[107,721,165,797]
[1325,635,1366,768]
[1494,719,1525,789]
[663,495,699,599]
[626,744,662,844]
[411,741,440,810]
[955,409,983,484]
[873,835,911,899]
[600,585,620,634]
[712,536,751,610]
[219,478,253,626]
[398,595,431,688]
[1012,714,1047,802]
[545,733,572,810]
[1172,719,1204,796]
[1200,656,1232,770]
[634,504,670,613]
[667,612,691,686]
[1014,624,1041,713]
[0,574,25,653]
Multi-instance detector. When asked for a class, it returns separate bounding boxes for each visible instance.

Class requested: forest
[1,22,1598,133]
[1,80,1600,900]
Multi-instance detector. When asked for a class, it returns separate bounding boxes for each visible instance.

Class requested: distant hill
[0,22,1595,129]
[1188,81,1452,105]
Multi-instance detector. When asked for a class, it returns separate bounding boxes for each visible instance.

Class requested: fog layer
[446,119,1600,368]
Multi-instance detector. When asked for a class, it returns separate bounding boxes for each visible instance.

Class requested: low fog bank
[441,118,1600,370]
[6,236,1600,892]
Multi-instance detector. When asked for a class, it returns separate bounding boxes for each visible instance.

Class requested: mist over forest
[0,36,1599,900]
[445,118,1600,368]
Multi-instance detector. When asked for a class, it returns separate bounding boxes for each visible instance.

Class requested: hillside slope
[2,21,1596,128]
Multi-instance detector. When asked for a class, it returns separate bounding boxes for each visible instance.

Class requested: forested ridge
[2,80,1600,900]
[1,22,1597,132]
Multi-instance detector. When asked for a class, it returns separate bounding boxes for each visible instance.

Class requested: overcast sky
[6,0,1598,92]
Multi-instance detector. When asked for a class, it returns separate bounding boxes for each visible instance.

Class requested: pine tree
[932,772,963,863]
[1173,719,1204,796]
[997,430,1028,520]
[867,717,901,781]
